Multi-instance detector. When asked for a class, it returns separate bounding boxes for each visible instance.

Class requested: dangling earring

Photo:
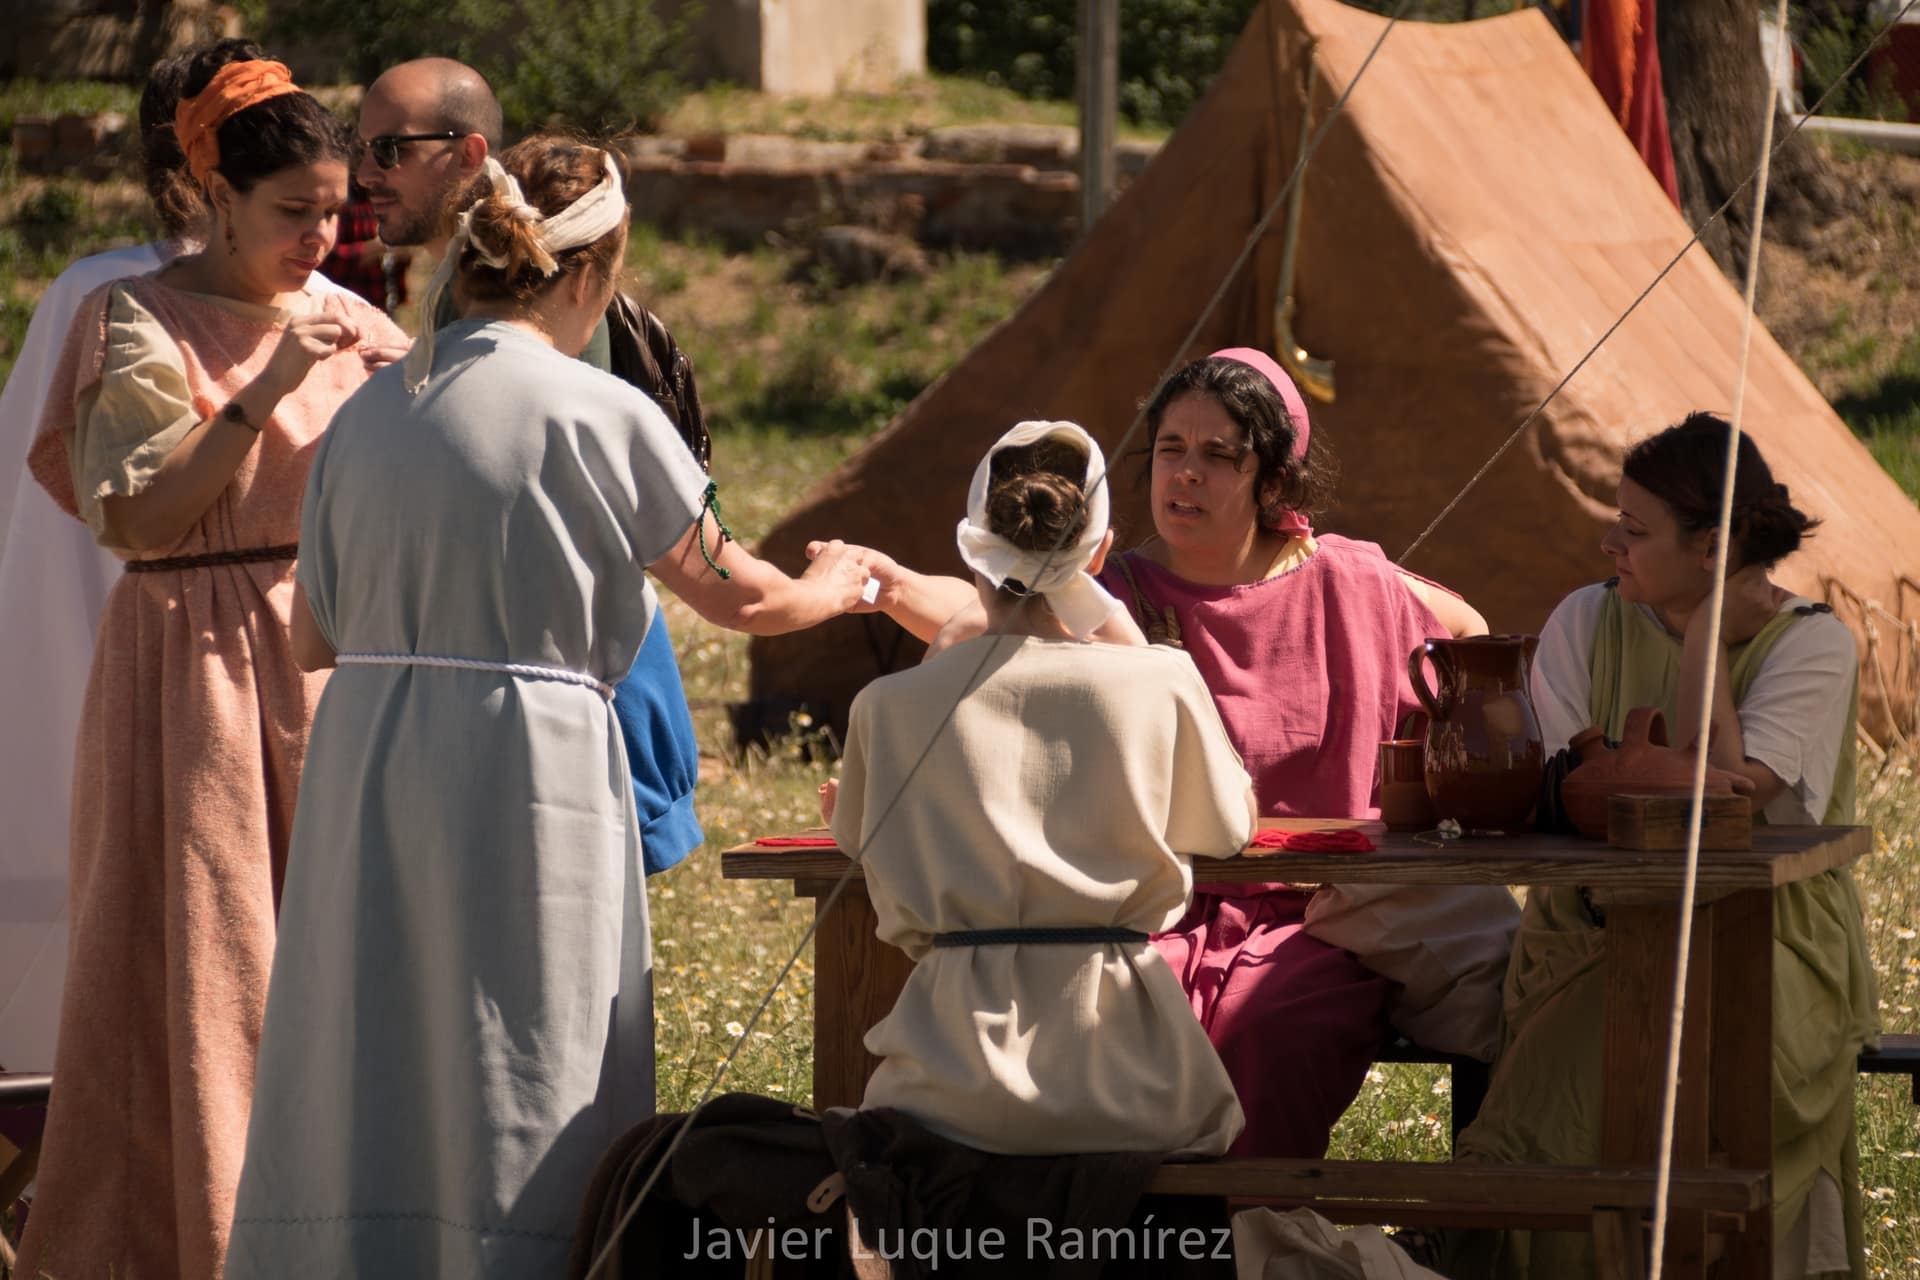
[223,221,237,254]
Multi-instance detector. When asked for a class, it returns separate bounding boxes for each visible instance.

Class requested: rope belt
[124,543,298,573]
[931,927,1150,948]
[334,652,615,701]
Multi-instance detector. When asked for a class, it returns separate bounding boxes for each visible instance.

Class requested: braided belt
[124,543,298,573]
[334,652,616,701]
[931,927,1150,948]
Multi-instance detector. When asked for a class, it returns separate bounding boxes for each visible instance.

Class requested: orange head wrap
[173,59,302,186]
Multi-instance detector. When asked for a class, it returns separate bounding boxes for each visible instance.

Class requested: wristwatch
[220,400,261,433]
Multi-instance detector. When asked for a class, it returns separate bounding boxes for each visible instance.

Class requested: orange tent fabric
[746,0,1919,746]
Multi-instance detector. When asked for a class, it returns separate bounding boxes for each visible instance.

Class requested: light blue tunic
[228,319,708,1277]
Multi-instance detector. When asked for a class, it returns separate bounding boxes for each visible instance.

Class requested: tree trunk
[1657,0,1842,280]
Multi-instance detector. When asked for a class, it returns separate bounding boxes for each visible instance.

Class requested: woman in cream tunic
[1455,413,1876,1280]
[828,420,1255,1156]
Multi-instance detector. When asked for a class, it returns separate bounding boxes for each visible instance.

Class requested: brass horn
[1274,48,1335,404]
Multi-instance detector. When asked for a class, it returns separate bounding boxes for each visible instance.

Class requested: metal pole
[1078,0,1118,237]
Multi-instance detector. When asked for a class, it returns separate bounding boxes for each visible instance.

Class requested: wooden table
[722,817,1871,1278]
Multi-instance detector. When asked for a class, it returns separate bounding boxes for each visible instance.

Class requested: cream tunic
[832,635,1254,1157]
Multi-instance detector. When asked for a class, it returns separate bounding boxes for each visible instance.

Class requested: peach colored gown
[17,272,403,1280]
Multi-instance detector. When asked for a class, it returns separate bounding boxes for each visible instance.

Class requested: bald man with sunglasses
[355,57,715,878]
[355,58,500,255]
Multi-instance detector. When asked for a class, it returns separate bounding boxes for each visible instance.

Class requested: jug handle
[1409,640,1451,722]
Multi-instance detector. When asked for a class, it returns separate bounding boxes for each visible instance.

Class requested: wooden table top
[721,816,1872,895]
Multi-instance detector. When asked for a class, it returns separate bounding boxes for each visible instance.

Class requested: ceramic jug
[1409,635,1545,832]
[1559,706,1751,838]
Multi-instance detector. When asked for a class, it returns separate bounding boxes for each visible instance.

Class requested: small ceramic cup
[1378,739,1437,832]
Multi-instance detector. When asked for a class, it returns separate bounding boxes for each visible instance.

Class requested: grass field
[1,95,1917,1276]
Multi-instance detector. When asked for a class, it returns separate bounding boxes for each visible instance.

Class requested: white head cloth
[404,151,627,393]
[954,420,1123,641]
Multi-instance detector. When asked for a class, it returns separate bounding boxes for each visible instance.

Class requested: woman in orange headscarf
[16,47,406,1280]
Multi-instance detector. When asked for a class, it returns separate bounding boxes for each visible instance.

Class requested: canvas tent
[746,0,1920,747]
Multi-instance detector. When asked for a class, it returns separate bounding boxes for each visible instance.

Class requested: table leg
[1601,902,1714,1279]
[1710,889,1775,1278]
[800,879,914,1112]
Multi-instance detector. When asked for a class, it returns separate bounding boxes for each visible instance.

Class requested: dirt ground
[1759,144,1920,403]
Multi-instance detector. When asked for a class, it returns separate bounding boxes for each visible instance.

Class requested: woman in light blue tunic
[227,135,872,1279]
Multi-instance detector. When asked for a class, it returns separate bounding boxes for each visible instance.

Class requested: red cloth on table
[1248,828,1376,852]
[1101,538,1441,1157]
[1583,0,1680,207]
[752,836,838,847]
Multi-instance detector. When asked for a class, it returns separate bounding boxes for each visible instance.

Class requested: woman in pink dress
[18,51,406,1279]
[854,349,1491,1157]
[1094,349,1486,1156]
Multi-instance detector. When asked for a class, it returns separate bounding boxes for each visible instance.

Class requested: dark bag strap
[604,292,713,473]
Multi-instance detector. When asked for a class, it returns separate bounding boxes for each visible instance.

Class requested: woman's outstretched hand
[818,777,839,824]
[807,539,902,615]
[798,538,876,614]
[804,540,979,641]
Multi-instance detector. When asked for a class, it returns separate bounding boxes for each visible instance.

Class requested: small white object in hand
[861,577,880,606]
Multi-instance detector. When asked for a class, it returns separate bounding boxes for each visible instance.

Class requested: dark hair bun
[986,469,1088,553]
[1737,481,1816,567]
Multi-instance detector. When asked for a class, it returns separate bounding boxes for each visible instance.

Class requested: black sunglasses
[356,131,461,170]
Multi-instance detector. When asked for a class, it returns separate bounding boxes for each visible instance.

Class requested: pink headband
[1209,347,1312,537]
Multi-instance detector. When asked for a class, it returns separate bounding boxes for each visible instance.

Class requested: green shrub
[255,0,689,134]
[927,0,1499,128]
[1799,12,1911,122]
[928,0,1261,127]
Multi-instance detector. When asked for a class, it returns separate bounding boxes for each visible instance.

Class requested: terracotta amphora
[1409,635,1545,832]
[1559,706,1751,838]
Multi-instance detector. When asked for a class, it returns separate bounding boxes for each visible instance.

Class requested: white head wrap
[954,420,1124,641]
[405,151,628,393]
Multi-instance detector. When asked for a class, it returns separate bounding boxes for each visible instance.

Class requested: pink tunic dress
[18,274,404,1280]
[1100,535,1444,1157]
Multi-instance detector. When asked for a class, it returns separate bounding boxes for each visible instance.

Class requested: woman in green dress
[1454,412,1878,1279]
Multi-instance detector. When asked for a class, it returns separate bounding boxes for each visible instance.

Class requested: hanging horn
[1274,43,1336,404]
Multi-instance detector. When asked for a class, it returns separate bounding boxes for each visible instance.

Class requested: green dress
[1454,585,1878,1280]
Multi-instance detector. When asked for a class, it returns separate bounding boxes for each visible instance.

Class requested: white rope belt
[335,652,615,700]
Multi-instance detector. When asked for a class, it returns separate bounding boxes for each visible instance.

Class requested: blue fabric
[614,611,703,875]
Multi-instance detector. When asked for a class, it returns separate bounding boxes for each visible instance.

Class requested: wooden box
[1606,793,1753,851]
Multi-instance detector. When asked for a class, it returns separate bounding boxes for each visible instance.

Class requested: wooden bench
[1856,1032,1920,1103]
[1148,1158,1770,1280]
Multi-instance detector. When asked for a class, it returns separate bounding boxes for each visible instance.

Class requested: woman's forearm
[879,570,977,643]
[98,378,285,551]
[1676,627,1744,771]
[654,513,868,636]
